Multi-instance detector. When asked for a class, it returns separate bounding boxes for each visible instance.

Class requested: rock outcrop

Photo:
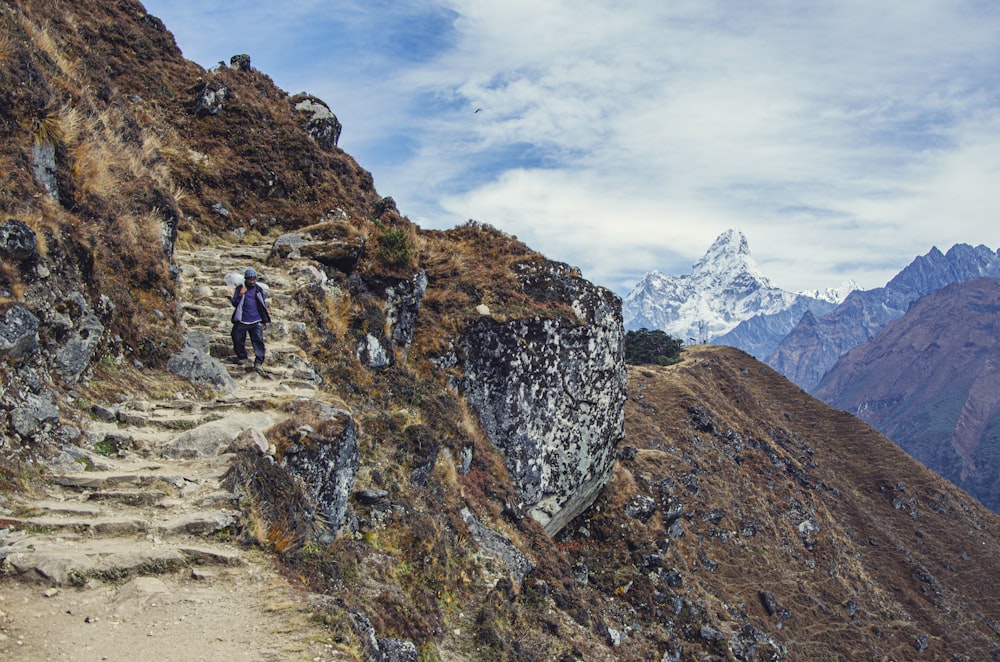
[459,260,626,535]
[291,93,342,150]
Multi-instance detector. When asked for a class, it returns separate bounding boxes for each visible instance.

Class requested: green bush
[624,328,683,365]
[376,227,413,266]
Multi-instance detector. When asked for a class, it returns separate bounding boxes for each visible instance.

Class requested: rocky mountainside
[814,277,1000,514]
[768,243,1000,391]
[622,229,835,346]
[606,345,1000,660]
[2,2,1000,661]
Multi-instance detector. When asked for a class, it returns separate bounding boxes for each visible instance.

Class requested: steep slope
[622,229,829,345]
[572,345,1000,660]
[768,243,1000,390]
[814,277,1000,513]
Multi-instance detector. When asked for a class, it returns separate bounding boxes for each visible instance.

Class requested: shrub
[624,328,683,365]
[375,226,413,266]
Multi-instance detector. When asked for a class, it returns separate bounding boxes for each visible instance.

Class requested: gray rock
[229,53,251,71]
[625,495,657,521]
[459,261,625,535]
[31,143,59,201]
[270,232,307,259]
[193,81,228,117]
[91,403,118,422]
[223,427,270,455]
[376,638,419,662]
[459,445,473,475]
[166,334,235,392]
[385,269,427,359]
[0,219,38,261]
[269,223,365,276]
[731,623,787,662]
[460,507,535,587]
[161,412,276,458]
[281,405,359,534]
[291,94,342,149]
[356,333,391,369]
[700,625,725,642]
[11,391,61,438]
[55,311,104,383]
[0,304,39,361]
[759,590,778,616]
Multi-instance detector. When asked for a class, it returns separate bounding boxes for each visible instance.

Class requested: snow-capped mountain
[798,280,860,304]
[623,229,823,342]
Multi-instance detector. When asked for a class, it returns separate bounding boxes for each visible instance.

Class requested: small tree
[624,328,683,366]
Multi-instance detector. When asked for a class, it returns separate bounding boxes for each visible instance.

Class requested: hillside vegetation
[2,2,1000,661]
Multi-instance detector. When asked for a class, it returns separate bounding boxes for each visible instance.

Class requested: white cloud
[144,0,1000,294]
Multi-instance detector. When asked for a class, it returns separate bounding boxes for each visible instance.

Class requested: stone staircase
[0,239,348,660]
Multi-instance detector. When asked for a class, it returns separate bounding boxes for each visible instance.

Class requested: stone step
[1,537,243,586]
[1,515,148,535]
[53,471,187,491]
[84,490,170,507]
[17,500,102,518]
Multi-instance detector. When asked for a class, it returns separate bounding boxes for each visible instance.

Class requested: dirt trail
[0,240,354,661]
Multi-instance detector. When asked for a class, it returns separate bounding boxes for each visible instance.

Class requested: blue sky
[141,0,1000,295]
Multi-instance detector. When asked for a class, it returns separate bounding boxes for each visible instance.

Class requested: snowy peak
[692,229,769,288]
[623,229,813,341]
[798,279,860,304]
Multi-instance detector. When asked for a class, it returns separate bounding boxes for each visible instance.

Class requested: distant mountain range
[814,277,1000,513]
[622,229,843,345]
[767,243,1000,391]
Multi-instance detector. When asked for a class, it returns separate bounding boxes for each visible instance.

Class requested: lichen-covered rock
[0,304,40,362]
[280,404,359,535]
[54,309,104,384]
[0,219,38,262]
[193,81,228,117]
[460,507,535,586]
[291,94,342,149]
[385,269,427,359]
[229,53,251,71]
[459,260,626,535]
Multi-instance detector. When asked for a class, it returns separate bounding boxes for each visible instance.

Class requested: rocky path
[0,240,352,661]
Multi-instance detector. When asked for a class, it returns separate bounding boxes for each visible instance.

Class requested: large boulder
[291,94,342,149]
[54,301,104,384]
[459,260,626,535]
[280,403,359,536]
[166,332,236,393]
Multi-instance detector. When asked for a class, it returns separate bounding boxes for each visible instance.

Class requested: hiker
[231,267,271,369]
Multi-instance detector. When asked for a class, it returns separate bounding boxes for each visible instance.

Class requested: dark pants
[232,321,265,363]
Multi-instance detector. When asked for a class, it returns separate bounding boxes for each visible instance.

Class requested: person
[231,267,271,370]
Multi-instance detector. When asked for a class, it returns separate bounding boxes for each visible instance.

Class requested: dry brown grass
[14,14,79,81]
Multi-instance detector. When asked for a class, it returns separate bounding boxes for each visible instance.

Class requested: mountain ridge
[767,242,1000,391]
